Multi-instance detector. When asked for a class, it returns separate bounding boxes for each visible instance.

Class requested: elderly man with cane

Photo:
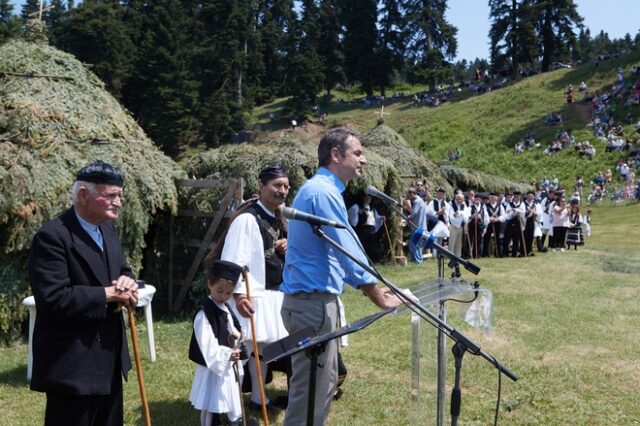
[28,161,139,426]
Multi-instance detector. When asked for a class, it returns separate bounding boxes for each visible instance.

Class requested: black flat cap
[259,164,288,183]
[209,260,243,282]
[76,161,124,186]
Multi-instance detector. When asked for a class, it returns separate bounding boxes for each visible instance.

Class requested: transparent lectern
[400,277,493,425]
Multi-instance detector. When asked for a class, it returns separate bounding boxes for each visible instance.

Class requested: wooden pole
[241,267,269,426]
[128,305,152,426]
[382,218,396,266]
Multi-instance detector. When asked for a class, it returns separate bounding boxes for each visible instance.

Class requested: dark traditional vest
[244,203,286,290]
[470,203,484,226]
[508,201,521,223]
[524,201,535,223]
[432,199,446,222]
[486,203,500,218]
[570,213,580,225]
[188,297,242,367]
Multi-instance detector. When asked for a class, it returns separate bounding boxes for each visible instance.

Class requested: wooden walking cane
[465,223,473,258]
[491,222,500,258]
[519,221,528,257]
[126,302,152,426]
[241,267,269,426]
[229,334,247,426]
[474,218,478,259]
[382,217,396,266]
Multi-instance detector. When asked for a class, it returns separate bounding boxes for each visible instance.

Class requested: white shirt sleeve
[220,213,265,295]
[194,310,233,376]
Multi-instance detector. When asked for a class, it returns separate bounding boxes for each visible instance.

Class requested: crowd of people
[400,180,590,263]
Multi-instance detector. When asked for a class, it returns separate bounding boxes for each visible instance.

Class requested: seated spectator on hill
[515,140,524,155]
[544,113,563,126]
[579,81,588,92]
[593,172,606,187]
[604,169,613,184]
[616,161,630,181]
[587,185,604,203]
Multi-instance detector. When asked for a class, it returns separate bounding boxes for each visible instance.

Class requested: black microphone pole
[308,224,519,383]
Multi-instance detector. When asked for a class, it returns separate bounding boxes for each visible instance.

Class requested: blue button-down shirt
[76,212,104,251]
[280,167,377,295]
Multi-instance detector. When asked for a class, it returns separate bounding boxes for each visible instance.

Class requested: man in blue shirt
[406,186,427,263]
[280,128,402,425]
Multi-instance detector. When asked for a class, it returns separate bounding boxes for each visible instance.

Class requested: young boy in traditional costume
[189,260,248,426]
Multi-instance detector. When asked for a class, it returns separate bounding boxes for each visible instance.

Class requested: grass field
[253,49,640,191]
[1,202,638,425]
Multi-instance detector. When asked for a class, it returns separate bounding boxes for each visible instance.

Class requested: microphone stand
[309,224,518,425]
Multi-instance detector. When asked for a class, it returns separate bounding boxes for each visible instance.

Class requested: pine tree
[318,0,345,98]
[44,0,67,45]
[340,0,378,96]
[21,0,40,21]
[489,0,538,78]
[122,0,200,155]
[255,0,296,102]
[402,0,458,90]
[0,0,20,44]
[376,0,406,95]
[287,0,325,110]
[197,0,261,146]
[56,0,136,98]
[574,27,591,64]
[533,0,582,72]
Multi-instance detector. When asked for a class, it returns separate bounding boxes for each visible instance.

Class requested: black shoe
[528,252,535,256]
[273,395,288,409]
[333,388,344,400]
[248,400,280,413]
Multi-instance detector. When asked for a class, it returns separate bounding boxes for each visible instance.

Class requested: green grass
[254,50,640,189]
[1,203,639,425]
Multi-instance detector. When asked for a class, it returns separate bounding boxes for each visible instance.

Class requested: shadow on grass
[140,393,287,426]
[0,364,28,388]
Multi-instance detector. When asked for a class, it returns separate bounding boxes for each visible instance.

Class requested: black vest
[188,297,242,367]
[432,199,446,222]
[486,203,500,218]
[244,203,286,290]
[470,204,484,225]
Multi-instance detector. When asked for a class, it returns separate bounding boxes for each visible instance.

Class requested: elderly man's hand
[105,275,138,305]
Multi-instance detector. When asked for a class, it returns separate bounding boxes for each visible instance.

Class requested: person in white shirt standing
[448,193,470,257]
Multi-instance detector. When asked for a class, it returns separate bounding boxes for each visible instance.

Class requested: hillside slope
[256,50,640,190]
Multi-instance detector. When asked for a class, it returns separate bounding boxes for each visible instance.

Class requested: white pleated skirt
[231,289,289,343]
[189,364,243,420]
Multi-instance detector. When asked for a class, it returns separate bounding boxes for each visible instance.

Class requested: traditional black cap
[489,192,498,197]
[76,161,124,186]
[258,164,288,183]
[436,188,445,193]
[209,260,243,282]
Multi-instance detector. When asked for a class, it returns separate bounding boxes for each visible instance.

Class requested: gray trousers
[281,292,339,426]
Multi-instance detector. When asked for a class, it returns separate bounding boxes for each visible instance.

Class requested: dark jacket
[28,207,133,395]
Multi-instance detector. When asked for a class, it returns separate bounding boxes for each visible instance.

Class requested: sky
[447,0,640,62]
[8,0,640,63]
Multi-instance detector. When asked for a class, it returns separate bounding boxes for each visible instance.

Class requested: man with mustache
[28,161,138,426]
[219,165,291,412]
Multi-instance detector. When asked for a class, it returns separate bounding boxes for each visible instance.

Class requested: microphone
[411,228,436,249]
[366,186,399,206]
[280,206,347,229]
[411,228,481,275]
